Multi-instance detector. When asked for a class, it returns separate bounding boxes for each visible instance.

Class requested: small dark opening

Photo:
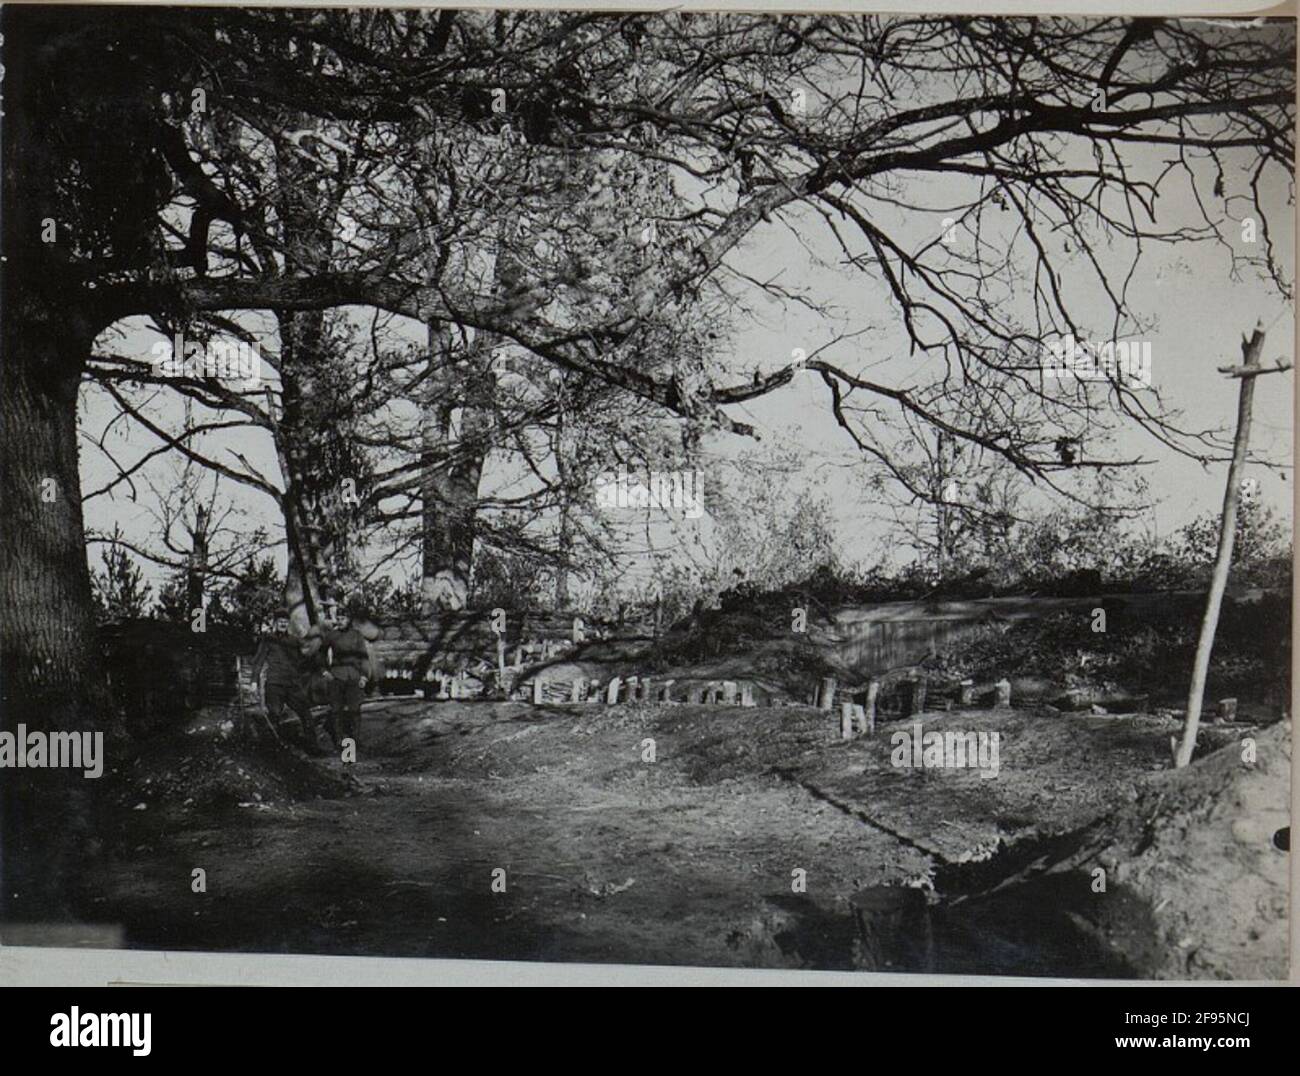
[1273,827,1289,852]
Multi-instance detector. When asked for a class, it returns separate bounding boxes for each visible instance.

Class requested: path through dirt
[76,698,1288,977]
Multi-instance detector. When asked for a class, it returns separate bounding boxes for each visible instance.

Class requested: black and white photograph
[0,4,1294,983]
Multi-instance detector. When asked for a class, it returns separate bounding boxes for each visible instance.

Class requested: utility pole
[1173,322,1290,768]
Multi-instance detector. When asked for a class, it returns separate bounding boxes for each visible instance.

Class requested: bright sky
[709,137,1295,565]
[79,16,1295,595]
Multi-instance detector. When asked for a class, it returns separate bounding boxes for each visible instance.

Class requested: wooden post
[994,678,1011,708]
[571,679,584,703]
[234,655,249,738]
[640,677,653,702]
[960,679,975,706]
[853,704,868,735]
[1176,324,1283,768]
[605,677,621,704]
[865,680,879,735]
[818,677,837,711]
[722,681,738,706]
[840,702,855,740]
[740,683,754,707]
[906,677,927,716]
[532,679,544,705]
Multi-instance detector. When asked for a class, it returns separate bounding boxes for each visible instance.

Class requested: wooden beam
[1215,360,1291,378]
[1175,324,1268,769]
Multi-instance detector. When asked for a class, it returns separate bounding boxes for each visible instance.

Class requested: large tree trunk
[553,410,575,610]
[420,324,459,611]
[420,211,517,614]
[1,6,117,923]
[272,129,346,631]
[283,537,323,635]
[420,325,495,612]
[0,321,106,717]
[276,310,333,633]
[0,313,108,919]
[185,504,210,613]
[554,508,573,609]
[0,7,106,722]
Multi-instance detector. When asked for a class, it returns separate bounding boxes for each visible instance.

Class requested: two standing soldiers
[250,610,381,755]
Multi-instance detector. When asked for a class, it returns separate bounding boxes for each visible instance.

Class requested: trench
[847,870,1148,977]
[772,768,1146,978]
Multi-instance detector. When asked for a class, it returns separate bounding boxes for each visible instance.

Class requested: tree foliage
[91,531,154,621]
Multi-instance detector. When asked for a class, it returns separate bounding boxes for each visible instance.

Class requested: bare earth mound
[82,698,1289,977]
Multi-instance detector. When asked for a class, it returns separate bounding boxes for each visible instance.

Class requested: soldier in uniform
[320,609,378,753]
[251,612,324,753]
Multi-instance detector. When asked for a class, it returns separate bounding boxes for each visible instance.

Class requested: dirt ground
[71,696,1290,978]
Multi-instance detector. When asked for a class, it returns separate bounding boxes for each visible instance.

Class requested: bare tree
[6,8,1293,723]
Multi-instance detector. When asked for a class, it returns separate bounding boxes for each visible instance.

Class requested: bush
[91,533,153,621]
[928,592,1290,702]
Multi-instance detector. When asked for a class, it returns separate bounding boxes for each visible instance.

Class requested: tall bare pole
[1173,322,1288,768]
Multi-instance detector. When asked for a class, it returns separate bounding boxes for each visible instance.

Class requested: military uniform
[251,631,320,751]
[322,625,374,751]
